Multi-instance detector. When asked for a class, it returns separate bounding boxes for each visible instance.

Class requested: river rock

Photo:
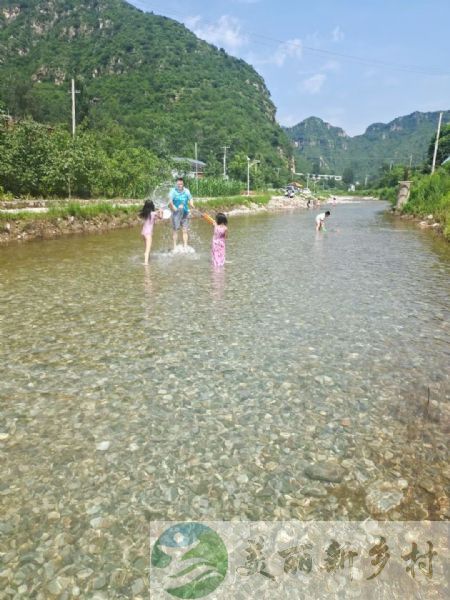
[96,441,110,451]
[76,568,94,580]
[365,483,404,515]
[93,574,108,590]
[418,478,435,494]
[47,577,70,595]
[301,484,328,498]
[304,462,347,483]
[131,578,146,595]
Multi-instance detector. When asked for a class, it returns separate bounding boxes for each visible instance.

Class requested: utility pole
[194,142,198,177]
[246,157,260,196]
[409,155,413,168]
[431,111,443,174]
[364,174,368,187]
[69,78,80,138]
[194,142,198,194]
[222,145,230,179]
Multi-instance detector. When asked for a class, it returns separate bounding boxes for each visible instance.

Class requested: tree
[228,152,248,182]
[342,167,355,185]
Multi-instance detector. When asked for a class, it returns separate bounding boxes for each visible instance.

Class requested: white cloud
[279,113,302,127]
[185,15,248,54]
[332,25,344,42]
[322,60,341,72]
[272,38,303,67]
[247,39,303,68]
[302,73,326,94]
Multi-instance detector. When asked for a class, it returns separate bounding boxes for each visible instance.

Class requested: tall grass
[0,202,136,222]
[376,187,398,204]
[194,178,242,197]
[196,194,271,211]
[402,166,450,238]
[47,202,135,219]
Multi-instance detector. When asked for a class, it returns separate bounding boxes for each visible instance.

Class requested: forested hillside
[285,111,450,180]
[0,0,292,177]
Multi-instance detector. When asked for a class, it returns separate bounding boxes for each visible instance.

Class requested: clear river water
[0,200,449,597]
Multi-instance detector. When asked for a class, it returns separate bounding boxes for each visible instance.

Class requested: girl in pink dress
[139,200,161,264]
[210,213,228,268]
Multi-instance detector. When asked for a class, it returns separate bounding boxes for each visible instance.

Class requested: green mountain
[284,111,450,180]
[0,0,292,173]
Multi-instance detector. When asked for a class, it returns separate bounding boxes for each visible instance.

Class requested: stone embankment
[396,211,443,234]
[0,212,141,244]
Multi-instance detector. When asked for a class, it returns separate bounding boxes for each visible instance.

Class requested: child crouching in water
[203,212,228,267]
[315,210,331,232]
[139,200,161,264]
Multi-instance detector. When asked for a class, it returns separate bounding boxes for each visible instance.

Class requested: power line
[133,2,449,77]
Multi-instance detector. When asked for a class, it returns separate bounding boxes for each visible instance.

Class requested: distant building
[295,172,343,181]
[171,157,206,179]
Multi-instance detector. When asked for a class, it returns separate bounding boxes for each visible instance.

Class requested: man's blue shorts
[171,210,189,231]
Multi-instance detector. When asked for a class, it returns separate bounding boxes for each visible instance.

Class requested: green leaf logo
[151,523,228,598]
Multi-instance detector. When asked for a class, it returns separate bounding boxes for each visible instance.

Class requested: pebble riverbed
[0,201,449,598]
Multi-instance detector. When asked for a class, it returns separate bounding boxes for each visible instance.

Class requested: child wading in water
[139,200,161,264]
[203,212,228,267]
[315,210,331,232]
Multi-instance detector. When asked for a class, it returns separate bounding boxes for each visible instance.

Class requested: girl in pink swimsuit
[139,200,161,264]
[210,213,228,268]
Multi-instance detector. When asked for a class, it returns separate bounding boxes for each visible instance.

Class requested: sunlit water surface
[1,201,449,597]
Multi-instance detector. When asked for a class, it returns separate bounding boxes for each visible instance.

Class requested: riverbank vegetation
[0,201,137,223]
[0,117,170,199]
[402,166,450,238]
[196,194,271,211]
[349,124,450,239]
[0,113,291,201]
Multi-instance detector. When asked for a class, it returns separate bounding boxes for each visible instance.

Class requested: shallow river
[0,200,449,597]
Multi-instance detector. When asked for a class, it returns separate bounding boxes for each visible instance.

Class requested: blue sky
[129,0,450,136]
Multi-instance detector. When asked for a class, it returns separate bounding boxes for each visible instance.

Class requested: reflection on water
[0,201,449,597]
[211,265,226,302]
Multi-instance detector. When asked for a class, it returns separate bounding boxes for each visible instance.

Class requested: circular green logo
[151,523,228,598]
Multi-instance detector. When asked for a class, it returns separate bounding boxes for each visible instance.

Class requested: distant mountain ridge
[284,111,450,179]
[0,0,292,174]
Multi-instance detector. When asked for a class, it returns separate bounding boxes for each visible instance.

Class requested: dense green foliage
[0,0,292,191]
[193,178,242,198]
[284,112,450,180]
[402,164,450,239]
[0,116,170,197]
[366,138,450,239]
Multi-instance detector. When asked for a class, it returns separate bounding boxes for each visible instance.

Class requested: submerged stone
[304,462,347,483]
[365,483,404,515]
